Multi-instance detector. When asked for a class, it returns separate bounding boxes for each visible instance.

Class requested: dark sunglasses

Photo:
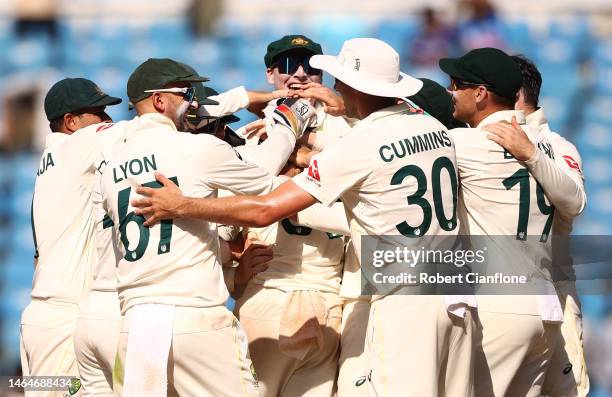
[448,79,492,91]
[144,87,196,103]
[274,56,322,76]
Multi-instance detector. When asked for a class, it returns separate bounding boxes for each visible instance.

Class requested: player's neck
[522,105,537,117]
[470,105,514,127]
[356,97,396,120]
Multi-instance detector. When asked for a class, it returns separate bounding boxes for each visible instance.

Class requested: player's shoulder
[524,125,551,146]
[174,131,225,148]
[74,120,125,135]
[173,132,238,162]
[544,131,581,160]
[448,126,479,143]
[543,129,574,148]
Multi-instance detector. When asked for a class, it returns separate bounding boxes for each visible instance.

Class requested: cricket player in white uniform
[234,215,345,397]
[439,47,563,397]
[71,72,220,397]
[293,77,470,397]
[74,60,305,396]
[483,54,588,397]
[100,58,312,396]
[225,35,347,397]
[262,36,365,397]
[260,35,354,150]
[21,78,122,397]
[132,38,476,397]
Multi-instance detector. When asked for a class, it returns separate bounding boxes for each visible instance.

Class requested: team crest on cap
[354,58,361,71]
[94,84,105,96]
[292,37,309,46]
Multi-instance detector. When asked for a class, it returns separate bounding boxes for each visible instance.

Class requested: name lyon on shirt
[113,154,158,183]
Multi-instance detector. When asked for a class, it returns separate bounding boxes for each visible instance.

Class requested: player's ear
[64,113,79,133]
[152,92,166,113]
[475,86,487,104]
[266,67,275,85]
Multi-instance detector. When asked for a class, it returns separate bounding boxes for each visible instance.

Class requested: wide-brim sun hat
[309,38,422,98]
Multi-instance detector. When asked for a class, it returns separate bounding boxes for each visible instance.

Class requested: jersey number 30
[117,177,179,261]
[392,156,458,237]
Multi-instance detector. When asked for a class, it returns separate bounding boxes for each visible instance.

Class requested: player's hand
[234,239,273,286]
[272,98,317,139]
[483,116,536,161]
[132,172,186,226]
[294,83,346,116]
[242,119,268,141]
[272,89,292,100]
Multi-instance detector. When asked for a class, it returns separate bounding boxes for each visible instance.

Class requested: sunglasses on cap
[144,86,196,103]
[448,79,492,92]
[273,55,322,76]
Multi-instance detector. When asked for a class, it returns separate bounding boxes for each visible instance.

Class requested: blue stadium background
[0,1,611,395]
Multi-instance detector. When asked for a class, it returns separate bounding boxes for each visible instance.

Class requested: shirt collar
[136,112,178,132]
[476,109,526,128]
[45,131,69,148]
[355,103,412,127]
[526,108,548,129]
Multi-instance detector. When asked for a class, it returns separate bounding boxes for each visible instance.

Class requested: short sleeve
[292,140,370,206]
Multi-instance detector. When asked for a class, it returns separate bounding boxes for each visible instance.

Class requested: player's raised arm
[133,172,317,227]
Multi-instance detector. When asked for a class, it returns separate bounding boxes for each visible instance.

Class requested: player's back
[451,110,561,314]
[332,106,459,238]
[101,114,274,314]
[31,122,126,303]
[295,105,461,282]
[451,112,555,239]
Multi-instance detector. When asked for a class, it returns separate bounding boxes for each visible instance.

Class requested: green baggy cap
[179,62,219,106]
[127,58,209,104]
[44,78,122,121]
[264,35,323,67]
[439,47,523,100]
[408,78,466,130]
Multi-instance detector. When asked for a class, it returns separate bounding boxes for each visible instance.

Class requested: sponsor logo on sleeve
[307,159,321,182]
[96,123,114,132]
[562,155,581,172]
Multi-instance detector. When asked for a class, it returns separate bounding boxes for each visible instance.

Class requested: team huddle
[20,34,588,397]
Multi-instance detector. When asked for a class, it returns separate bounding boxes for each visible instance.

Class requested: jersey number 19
[502,169,554,242]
